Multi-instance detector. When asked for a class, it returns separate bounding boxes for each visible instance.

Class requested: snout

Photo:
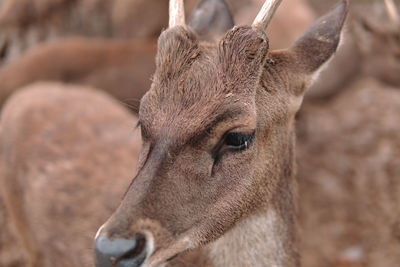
[94,233,149,267]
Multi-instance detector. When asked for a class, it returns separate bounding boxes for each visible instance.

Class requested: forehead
[139,30,256,139]
[141,54,254,138]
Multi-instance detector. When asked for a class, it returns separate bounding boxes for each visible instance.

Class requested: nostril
[94,233,147,267]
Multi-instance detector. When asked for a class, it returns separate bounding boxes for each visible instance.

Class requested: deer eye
[211,131,255,171]
[224,132,254,150]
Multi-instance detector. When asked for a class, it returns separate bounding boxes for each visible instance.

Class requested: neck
[205,204,298,267]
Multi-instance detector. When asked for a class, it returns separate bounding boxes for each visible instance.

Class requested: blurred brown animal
[298,78,400,267]
[0,0,169,63]
[0,83,141,267]
[297,1,400,266]
[0,0,349,266]
[0,38,157,112]
[307,0,400,99]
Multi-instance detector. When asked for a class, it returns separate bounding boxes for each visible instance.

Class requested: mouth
[112,253,147,267]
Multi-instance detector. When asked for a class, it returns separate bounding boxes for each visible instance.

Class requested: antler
[252,0,283,30]
[169,0,185,28]
[384,0,400,25]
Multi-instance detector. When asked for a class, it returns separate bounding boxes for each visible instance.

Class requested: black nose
[94,233,147,267]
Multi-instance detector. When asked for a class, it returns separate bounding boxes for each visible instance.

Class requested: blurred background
[0,0,399,266]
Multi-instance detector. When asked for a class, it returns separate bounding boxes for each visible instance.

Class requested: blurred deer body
[0,37,157,111]
[298,77,400,267]
[296,2,400,266]
[0,0,169,63]
[0,0,349,267]
[308,0,400,99]
[0,83,141,267]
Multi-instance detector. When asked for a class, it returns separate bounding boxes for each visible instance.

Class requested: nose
[94,233,147,267]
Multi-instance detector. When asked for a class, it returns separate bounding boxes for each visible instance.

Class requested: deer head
[94,0,348,266]
[353,0,400,86]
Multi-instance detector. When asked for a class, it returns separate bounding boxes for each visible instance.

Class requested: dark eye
[224,132,254,150]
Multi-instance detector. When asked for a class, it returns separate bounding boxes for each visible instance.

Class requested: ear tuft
[220,26,268,67]
[155,26,200,80]
[188,0,234,41]
[218,26,268,92]
[290,0,349,73]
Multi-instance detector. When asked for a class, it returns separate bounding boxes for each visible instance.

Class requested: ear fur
[290,0,349,75]
[155,26,200,81]
[188,0,234,41]
[218,26,268,93]
[270,0,349,114]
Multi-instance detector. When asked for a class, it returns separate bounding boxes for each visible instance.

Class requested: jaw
[205,206,297,267]
[144,236,192,267]
[146,207,297,267]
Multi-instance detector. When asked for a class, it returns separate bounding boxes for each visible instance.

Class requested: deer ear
[288,0,349,77]
[188,0,234,41]
[272,0,348,114]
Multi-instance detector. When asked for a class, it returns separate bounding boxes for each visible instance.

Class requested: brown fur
[0,83,141,267]
[0,0,315,111]
[297,6,400,263]
[0,38,156,111]
[0,0,169,63]
[97,2,348,266]
[308,1,400,99]
[0,1,349,267]
[298,78,400,267]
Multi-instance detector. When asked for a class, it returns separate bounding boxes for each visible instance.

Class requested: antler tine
[252,0,283,30]
[384,0,400,25]
[169,0,185,28]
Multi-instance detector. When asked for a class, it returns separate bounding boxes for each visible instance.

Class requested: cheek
[141,151,215,232]
[211,149,257,193]
[179,149,214,177]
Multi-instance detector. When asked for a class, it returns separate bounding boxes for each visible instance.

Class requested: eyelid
[222,124,256,135]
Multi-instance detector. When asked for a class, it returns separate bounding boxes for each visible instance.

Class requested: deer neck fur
[206,206,297,267]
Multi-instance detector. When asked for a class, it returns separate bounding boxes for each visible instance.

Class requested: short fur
[96,1,349,266]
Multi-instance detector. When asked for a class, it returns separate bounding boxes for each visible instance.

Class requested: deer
[297,78,400,267]
[92,0,349,266]
[0,82,142,267]
[296,1,400,266]
[307,0,400,99]
[0,0,349,266]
